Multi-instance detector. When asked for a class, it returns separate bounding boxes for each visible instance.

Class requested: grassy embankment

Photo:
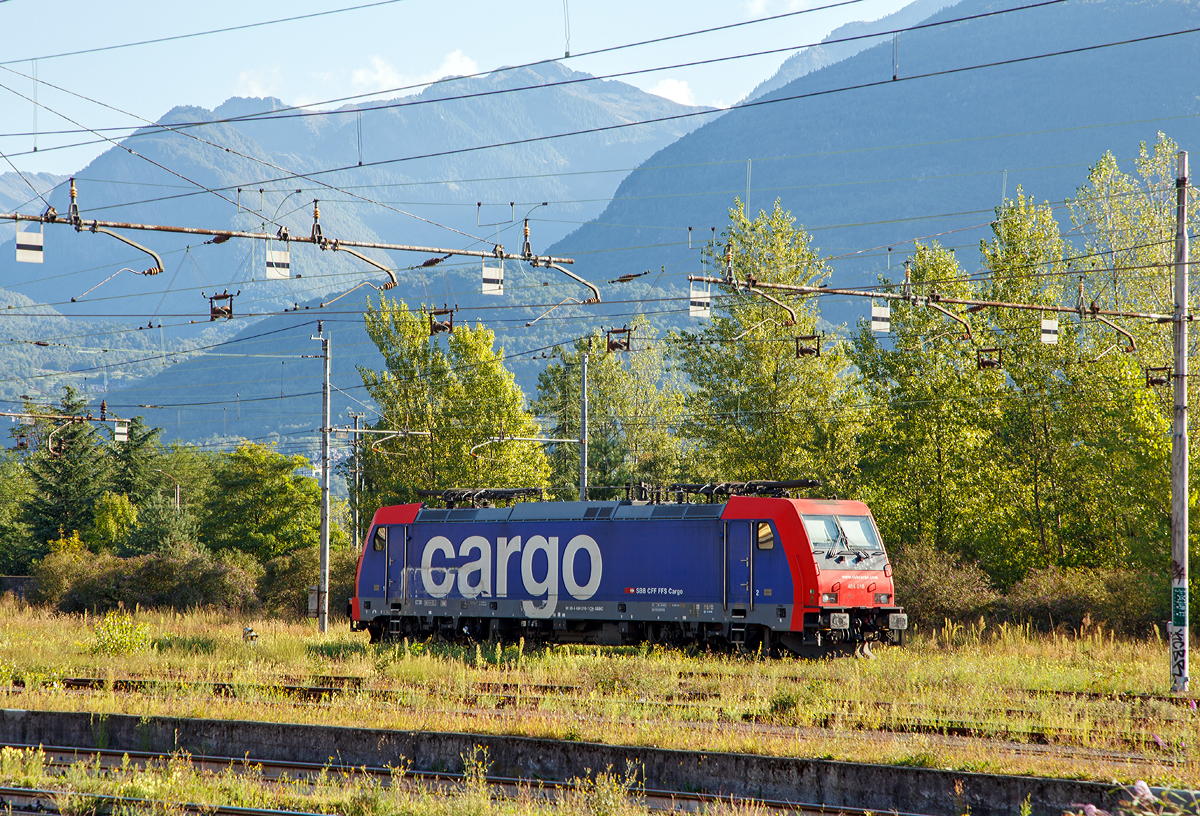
[0,598,1195,788]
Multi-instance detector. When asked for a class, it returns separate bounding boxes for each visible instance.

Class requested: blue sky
[0,0,913,176]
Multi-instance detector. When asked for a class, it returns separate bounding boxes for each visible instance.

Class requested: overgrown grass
[0,745,686,816]
[0,594,1196,787]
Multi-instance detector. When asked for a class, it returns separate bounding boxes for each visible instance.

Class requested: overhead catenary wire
[0,0,416,65]
[0,0,877,115]
[0,0,1068,145]
[4,13,1192,186]
[0,71,490,247]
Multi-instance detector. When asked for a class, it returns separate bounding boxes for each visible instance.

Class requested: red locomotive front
[723,496,906,657]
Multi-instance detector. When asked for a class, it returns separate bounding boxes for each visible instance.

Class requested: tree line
[0,388,351,614]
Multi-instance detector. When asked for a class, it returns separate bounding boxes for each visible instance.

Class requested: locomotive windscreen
[801,514,883,551]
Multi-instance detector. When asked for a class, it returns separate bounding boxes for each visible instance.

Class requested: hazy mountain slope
[546,0,1200,328]
[742,0,960,103]
[0,62,711,326]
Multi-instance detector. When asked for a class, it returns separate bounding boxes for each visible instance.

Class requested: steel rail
[0,784,321,816]
[36,675,1191,766]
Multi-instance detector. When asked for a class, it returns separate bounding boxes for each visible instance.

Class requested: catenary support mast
[313,322,331,634]
[1172,151,1190,694]
[580,344,589,500]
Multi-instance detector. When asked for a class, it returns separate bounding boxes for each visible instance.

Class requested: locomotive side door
[725,521,752,608]
[386,526,407,605]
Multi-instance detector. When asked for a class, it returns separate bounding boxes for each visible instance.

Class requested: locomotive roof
[413,500,727,523]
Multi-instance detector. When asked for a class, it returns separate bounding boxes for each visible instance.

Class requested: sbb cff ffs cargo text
[348,495,907,656]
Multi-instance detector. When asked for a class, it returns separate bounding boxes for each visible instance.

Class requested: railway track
[6,743,937,816]
[14,675,1184,769]
[0,784,326,816]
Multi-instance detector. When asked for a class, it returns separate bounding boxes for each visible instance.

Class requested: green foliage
[854,189,1169,588]
[890,540,1003,628]
[90,610,151,656]
[23,388,113,555]
[257,544,358,619]
[852,242,1004,565]
[0,451,35,574]
[83,491,137,552]
[124,491,201,556]
[533,317,686,498]
[34,545,259,614]
[357,297,549,506]
[108,416,164,506]
[27,529,89,606]
[199,442,323,561]
[1006,566,1168,635]
[674,199,863,492]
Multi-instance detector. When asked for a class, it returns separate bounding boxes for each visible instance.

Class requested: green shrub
[27,541,91,607]
[90,610,151,656]
[34,544,259,614]
[1006,566,1167,635]
[890,540,1002,628]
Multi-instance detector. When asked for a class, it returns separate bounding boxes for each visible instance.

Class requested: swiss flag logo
[624,587,636,594]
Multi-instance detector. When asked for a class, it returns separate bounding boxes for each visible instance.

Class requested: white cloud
[351,57,404,93]
[647,78,696,106]
[350,50,479,96]
[235,67,283,98]
[742,0,811,16]
[429,50,479,82]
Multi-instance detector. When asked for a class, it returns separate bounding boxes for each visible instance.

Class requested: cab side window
[756,522,775,550]
[372,526,387,551]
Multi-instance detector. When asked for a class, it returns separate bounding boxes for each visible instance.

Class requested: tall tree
[199,442,326,561]
[23,387,112,552]
[674,200,863,493]
[851,242,1007,572]
[356,297,549,508]
[533,318,686,498]
[984,191,1169,575]
[109,416,164,507]
[0,451,35,574]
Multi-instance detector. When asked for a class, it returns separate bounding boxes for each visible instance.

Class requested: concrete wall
[0,709,1121,816]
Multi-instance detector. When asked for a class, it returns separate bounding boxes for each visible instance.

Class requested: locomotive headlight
[820,592,838,604]
[874,593,891,604]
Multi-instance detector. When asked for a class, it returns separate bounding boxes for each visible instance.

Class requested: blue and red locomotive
[348,484,907,656]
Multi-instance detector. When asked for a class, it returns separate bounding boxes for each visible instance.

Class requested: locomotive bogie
[350,495,906,657]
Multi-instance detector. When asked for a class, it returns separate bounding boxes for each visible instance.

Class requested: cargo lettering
[419,534,603,618]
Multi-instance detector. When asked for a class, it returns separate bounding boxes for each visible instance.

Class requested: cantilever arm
[320,280,386,308]
[1094,314,1136,352]
[926,301,972,341]
[747,286,796,325]
[526,297,583,327]
[470,435,579,457]
[329,243,397,289]
[540,261,601,304]
[87,225,163,275]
